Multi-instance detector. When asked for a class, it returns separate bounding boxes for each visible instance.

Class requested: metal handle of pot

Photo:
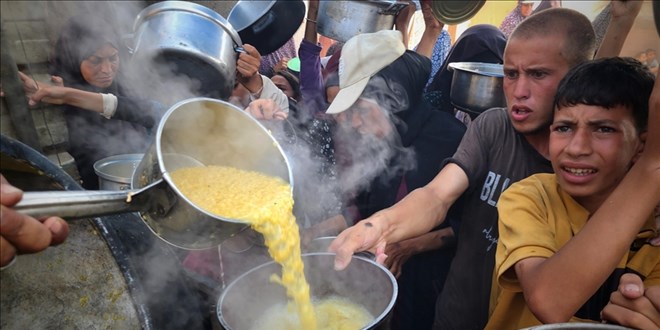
[376,1,410,15]
[13,178,173,220]
[14,190,142,220]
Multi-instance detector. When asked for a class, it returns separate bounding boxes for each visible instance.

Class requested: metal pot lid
[431,0,486,25]
[227,0,276,32]
[448,62,504,77]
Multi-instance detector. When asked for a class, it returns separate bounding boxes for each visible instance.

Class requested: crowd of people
[1,0,658,329]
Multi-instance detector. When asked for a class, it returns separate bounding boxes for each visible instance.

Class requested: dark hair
[273,69,301,101]
[511,8,596,67]
[554,57,655,131]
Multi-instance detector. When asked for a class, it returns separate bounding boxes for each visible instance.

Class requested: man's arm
[414,0,444,59]
[329,162,469,270]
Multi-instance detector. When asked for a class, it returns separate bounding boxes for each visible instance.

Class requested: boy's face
[549,104,644,211]
[503,33,572,136]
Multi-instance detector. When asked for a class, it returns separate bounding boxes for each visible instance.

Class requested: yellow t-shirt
[486,173,659,330]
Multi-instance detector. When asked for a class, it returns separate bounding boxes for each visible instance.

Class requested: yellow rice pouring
[171,165,374,329]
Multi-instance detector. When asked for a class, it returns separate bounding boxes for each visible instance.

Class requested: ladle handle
[15,190,142,220]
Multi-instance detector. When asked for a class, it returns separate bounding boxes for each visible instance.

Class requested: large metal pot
[228,0,305,55]
[15,98,293,250]
[130,1,244,100]
[448,62,507,119]
[317,0,409,43]
[217,253,397,329]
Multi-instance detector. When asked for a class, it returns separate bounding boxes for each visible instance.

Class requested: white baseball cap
[326,30,406,114]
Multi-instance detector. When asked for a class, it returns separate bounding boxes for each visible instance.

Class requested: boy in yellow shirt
[487,57,659,329]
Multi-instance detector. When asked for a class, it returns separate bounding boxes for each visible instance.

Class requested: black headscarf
[344,51,467,219]
[49,15,155,190]
[425,24,506,114]
[50,14,121,92]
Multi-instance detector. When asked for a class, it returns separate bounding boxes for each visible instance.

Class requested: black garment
[51,15,164,189]
[433,108,553,330]
[424,25,506,115]
[342,51,467,330]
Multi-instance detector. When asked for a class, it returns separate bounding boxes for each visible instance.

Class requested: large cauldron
[217,253,397,329]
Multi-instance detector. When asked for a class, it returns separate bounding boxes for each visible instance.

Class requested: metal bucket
[217,253,397,330]
[94,154,143,191]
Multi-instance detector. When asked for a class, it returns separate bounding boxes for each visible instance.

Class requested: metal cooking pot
[130,1,244,100]
[94,153,143,191]
[15,98,293,250]
[448,62,506,119]
[430,0,486,25]
[217,253,397,330]
[317,0,409,43]
[228,0,305,55]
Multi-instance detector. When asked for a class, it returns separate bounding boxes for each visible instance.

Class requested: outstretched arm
[414,0,445,59]
[384,227,455,278]
[329,163,469,270]
[595,0,643,58]
[19,71,104,113]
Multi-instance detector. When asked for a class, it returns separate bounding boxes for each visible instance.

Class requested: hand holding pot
[236,44,263,93]
[0,174,69,268]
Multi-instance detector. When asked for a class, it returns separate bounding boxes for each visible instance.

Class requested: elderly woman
[324,30,467,329]
[22,15,164,189]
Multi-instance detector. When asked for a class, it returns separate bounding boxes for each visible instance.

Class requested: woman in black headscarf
[25,14,164,189]
[424,24,507,119]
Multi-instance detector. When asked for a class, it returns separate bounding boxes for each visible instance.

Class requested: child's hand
[600,273,660,328]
